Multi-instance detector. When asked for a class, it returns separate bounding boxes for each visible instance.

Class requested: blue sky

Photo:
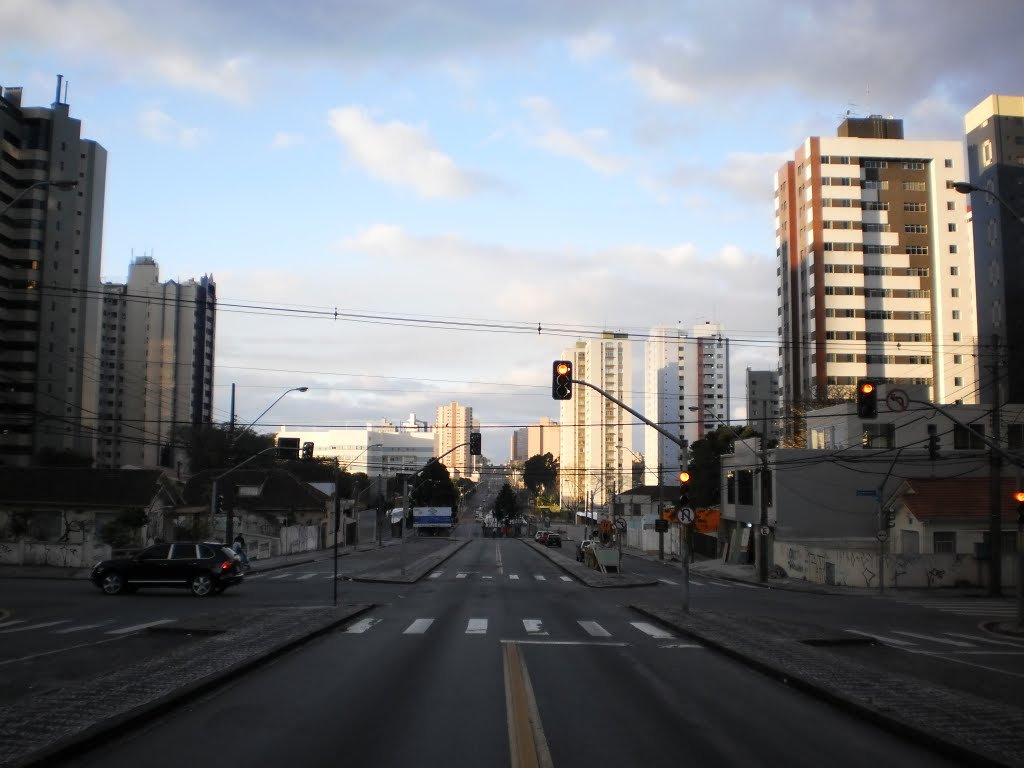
[4,0,1023,461]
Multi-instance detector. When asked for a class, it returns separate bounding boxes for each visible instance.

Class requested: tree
[36,447,93,467]
[523,453,558,497]
[172,423,275,473]
[410,460,456,509]
[99,507,149,550]
[494,482,518,524]
[780,383,856,447]
[687,424,757,507]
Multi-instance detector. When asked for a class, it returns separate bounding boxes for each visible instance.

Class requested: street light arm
[1,179,78,218]
[232,386,309,440]
[953,181,1024,224]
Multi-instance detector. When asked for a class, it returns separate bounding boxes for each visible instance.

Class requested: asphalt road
[64,537,959,768]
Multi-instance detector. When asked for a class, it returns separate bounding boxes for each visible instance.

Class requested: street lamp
[222,386,308,544]
[0,179,77,217]
[954,180,1024,597]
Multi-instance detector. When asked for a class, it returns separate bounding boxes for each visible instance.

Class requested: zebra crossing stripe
[631,622,674,639]
[559,576,572,582]
[429,572,443,579]
[944,632,1024,648]
[509,574,519,580]
[105,619,175,635]
[845,629,916,647]
[404,619,434,635]
[578,620,610,637]
[296,574,316,581]
[53,620,116,634]
[456,573,468,579]
[270,574,290,580]
[0,620,70,634]
[344,618,380,634]
[523,619,547,636]
[466,618,488,634]
[534,575,546,581]
[890,630,975,648]
[658,578,679,586]
[0,620,27,630]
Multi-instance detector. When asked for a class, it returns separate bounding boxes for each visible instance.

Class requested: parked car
[576,539,594,561]
[535,530,551,544]
[91,541,244,597]
[545,533,562,548]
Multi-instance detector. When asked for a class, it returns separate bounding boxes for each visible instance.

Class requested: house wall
[0,539,111,568]
[776,539,1018,588]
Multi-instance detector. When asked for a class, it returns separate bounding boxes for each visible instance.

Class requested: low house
[0,467,180,568]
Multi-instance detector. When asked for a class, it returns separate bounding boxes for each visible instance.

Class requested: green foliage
[172,423,275,473]
[523,453,558,496]
[688,424,757,506]
[410,461,456,509]
[494,482,518,523]
[99,507,149,550]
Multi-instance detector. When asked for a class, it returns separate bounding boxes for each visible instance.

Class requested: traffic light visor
[556,362,570,376]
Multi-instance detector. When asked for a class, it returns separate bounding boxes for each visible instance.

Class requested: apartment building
[964,94,1024,404]
[0,82,107,466]
[95,257,215,469]
[643,323,731,486]
[526,417,560,462]
[434,402,473,479]
[746,368,781,443]
[274,425,435,478]
[775,115,978,442]
[558,333,632,509]
[510,427,528,462]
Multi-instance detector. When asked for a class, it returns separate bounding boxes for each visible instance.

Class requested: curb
[630,605,1020,768]
[12,603,376,768]
[521,539,658,589]
[346,538,471,584]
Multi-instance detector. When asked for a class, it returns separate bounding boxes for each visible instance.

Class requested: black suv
[545,533,562,548]
[91,541,244,597]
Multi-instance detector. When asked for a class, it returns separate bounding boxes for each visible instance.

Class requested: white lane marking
[630,622,675,639]
[845,629,916,647]
[344,618,380,634]
[578,621,611,638]
[658,578,679,586]
[690,579,705,586]
[523,619,547,636]
[559,576,572,582]
[732,582,758,589]
[270,574,290,580]
[466,618,488,635]
[482,576,494,580]
[296,573,316,581]
[534,575,546,581]
[502,639,628,647]
[404,619,434,635]
[0,620,71,634]
[456,573,468,579]
[944,632,1024,648]
[245,573,265,579]
[0,634,132,667]
[509,574,519,581]
[105,619,176,635]
[890,631,976,648]
[708,581,732,588]
[429,571,443,579]
[0,620,27,630]
[53,620,116,634]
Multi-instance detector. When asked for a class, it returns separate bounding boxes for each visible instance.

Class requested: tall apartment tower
[964,95,1024,404]
[775,116,978,442]
[0,82,107,466]
[643,323,731,486]
[434,402,473,479]
[510,428,528,462]
[558,333,632,509]
[746,368,781,443]
[95,257,216,469]
[526,417,560,462]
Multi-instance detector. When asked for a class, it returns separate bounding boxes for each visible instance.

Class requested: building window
[933,532,956,554]
[736,470,754,505]
[952,288,960,298]
[902,181,927,191]
[948,223,957,232]
[953,423,986,449]
[954,377,963,386]
[1008,424,1024,451]
[951,266,959,276]
[952,310,961,320]
[862,423,895,449]
[953,354,963,364]
[953,332,961,342]
[944,159,953,168]
[982,140,993,166]
[947,201,956,210]
[726,473,735,504]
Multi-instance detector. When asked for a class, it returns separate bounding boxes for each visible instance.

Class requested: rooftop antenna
[63,78,69,104]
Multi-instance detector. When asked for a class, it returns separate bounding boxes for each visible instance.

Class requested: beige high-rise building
[558,333,632,510]
[95,257,216,469]
[775,115,978,442]
[434,402,473,479]
[0,82,107,466]
[527,417,560,462]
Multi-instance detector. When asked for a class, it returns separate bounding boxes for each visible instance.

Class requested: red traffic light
[859,382,875,395]
[555,362,570,376]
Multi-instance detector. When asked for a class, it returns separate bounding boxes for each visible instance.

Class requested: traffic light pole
[572,379,687,449]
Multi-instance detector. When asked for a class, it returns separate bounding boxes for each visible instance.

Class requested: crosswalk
[845,627,1024,653]
[247,570,579,584]
[0,617,176,638]
[341,615,699,644]
[887,596,1017,618]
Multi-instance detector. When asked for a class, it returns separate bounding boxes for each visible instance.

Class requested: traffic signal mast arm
[572,378,687,449]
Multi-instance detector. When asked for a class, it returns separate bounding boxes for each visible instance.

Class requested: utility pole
[229,383,236,432]
[657,463,664,561]
[758,402,771,583]
[989,334,1003,597]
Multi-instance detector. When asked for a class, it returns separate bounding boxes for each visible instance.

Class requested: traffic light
[552,360,573,400]
[885,510,896,528]
[469,432,482,456]
[678,470,691,509]
[856,380,878,419]
[301,441,314,460]
[1015,491,1024,527]
[213,493,224,515]
[927,424,938,460]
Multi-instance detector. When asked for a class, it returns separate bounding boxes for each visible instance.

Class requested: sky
[4,0,1023,462]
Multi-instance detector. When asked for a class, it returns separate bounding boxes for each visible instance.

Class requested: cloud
[568,31,614,61]
[658,150,788,203]
[271,131,304,149]
[630,63,698,105]
[137,108,202,148]
[327,106,484,199]
[521,96,626,175]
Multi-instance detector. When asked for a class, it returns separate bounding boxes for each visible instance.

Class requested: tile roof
[0,467,169,507]
[895,477,1021,523]
[183,468,328,511]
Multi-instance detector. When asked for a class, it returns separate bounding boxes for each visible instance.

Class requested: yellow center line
[502,641,553,768]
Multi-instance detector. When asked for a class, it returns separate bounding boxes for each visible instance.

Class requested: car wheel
[190,574,214,597]
[100,572,125,595]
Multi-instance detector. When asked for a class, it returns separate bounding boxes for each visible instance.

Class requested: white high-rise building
[558,333,632,509]
[274,426,434,477]
[776,115,978,442]
[96,257,216,469]
[434,402,473,479]
[0,82,106,466]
